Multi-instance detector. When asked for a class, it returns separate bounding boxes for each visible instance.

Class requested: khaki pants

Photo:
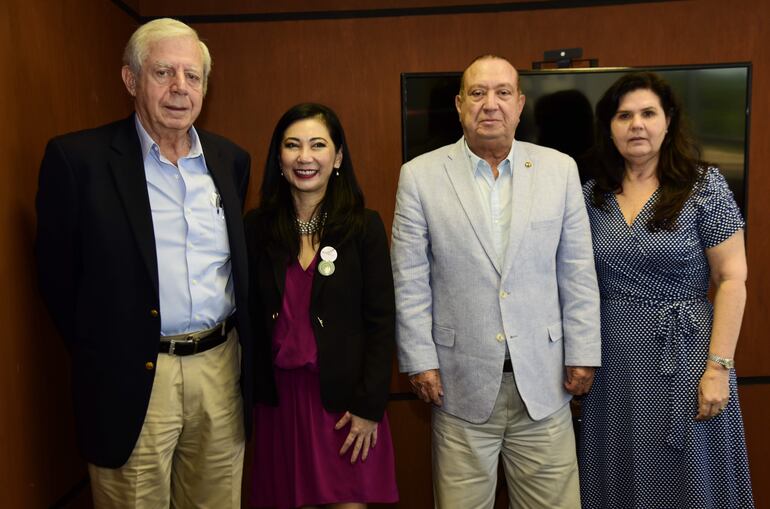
[89,330,245,509]
[432,373,580,509]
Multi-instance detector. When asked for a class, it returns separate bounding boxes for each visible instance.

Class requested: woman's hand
[335,412,379,463]
[695,365,730,421]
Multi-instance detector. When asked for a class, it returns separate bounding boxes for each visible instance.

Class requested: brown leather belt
[159,316,235,356]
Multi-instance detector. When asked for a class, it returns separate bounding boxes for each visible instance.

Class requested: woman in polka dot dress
[578,72,754,508]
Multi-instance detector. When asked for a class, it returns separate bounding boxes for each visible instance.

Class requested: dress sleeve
[695,166,744,248]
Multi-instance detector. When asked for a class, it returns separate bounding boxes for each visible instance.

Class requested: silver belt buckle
[168,339,177,356]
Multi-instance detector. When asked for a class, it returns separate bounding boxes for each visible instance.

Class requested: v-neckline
[298,251,319,272]
[611,189,659,228]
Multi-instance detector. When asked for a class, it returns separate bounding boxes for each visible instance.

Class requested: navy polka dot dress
[578,167,754,508]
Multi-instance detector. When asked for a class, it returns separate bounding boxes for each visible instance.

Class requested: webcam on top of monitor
[534,48,598,69]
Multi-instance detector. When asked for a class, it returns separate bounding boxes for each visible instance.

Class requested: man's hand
[409,369,444,406]
[564,366,596,396]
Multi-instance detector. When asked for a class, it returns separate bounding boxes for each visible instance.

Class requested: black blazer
[245,209,395,422]
[35,115,253,468]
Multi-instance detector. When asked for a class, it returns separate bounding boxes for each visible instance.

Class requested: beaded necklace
[295,212,327,236]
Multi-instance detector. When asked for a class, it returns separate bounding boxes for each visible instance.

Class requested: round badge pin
[320,246,338,262]
[318,260,335,276]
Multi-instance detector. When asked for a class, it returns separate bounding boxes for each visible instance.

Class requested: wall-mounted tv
[401,64,751,215]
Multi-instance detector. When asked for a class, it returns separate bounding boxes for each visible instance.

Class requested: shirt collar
[464,137,515,177]
[134,114,203,161]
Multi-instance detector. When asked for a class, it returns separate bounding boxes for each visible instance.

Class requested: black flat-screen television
[401,64,751,215]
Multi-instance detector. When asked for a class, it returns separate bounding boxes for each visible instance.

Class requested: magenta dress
[251,256,399,508]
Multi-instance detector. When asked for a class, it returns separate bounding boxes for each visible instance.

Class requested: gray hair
[123,18,212,94]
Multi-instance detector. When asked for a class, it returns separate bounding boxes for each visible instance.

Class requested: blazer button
[145,361,154,370]
[496,333,505,342]
[150,309,159,318]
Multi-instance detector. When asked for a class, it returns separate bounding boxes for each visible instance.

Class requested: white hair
[123,18,212,94]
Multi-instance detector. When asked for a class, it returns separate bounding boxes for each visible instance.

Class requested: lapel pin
[524,160,533,168]
[318,260,335,276]
[318,246,337,276]
[320,246,338,262]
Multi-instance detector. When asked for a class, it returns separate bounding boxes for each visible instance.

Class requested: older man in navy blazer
[392,55,600,508]
[35,18,251,508]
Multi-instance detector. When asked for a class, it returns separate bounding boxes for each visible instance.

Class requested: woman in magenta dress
[245,103,398,509]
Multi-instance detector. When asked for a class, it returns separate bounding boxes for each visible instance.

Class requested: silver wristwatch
[707,353,735,369]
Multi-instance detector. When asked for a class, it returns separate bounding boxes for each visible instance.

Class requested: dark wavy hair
[257,103,365,255]
[591,72,702,231]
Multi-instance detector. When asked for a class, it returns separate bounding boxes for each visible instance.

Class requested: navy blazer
[35,115,253,468]
[245,209,395,422]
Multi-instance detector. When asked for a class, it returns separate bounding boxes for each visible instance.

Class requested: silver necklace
[296,212,327,235]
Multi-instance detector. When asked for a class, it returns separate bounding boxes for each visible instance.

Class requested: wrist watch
[707,353,735,369]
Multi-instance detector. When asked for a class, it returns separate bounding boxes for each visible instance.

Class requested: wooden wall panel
[181,1,770,506]
[372,401,434,509]
[140,0,548,17]
[191,0,769,374]
[6,0,769,507]
[0,1,134,506]
[739,384,770,508]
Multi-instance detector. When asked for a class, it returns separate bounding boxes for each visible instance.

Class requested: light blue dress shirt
[464,139,514,267]
[135,117,235,336]
[465,139,515,359]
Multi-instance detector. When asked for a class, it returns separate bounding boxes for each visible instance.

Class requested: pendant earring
[335,170,340,177]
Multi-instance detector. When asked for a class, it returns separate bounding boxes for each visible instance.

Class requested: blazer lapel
[502,141,535,276]
[198,129,257,313]
[198,132,242,253]
[108,116,159,293]
[444,139,501,275]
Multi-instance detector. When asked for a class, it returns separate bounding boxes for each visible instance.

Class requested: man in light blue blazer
[392,55,601,508]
